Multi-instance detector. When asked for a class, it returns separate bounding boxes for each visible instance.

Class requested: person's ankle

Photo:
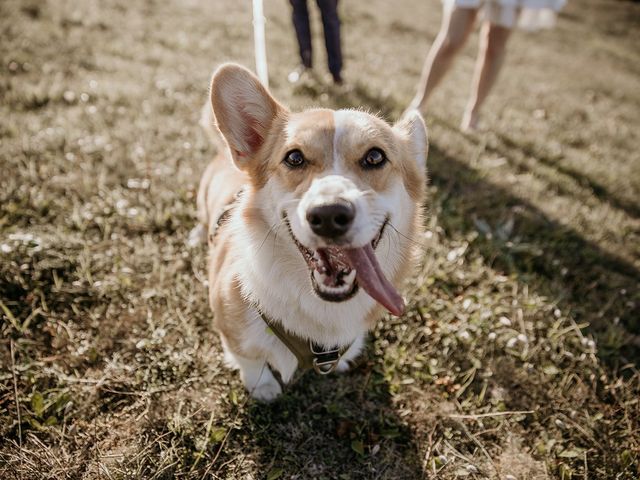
[461,108,480,132]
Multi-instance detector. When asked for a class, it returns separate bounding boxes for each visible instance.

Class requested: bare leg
[407,7,478,114]
[462,21,512,131]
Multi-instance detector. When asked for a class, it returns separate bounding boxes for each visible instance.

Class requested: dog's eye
[361,148,387,169]
[283,150,306,169]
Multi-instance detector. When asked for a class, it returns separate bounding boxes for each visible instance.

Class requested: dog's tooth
[313,269,327,285]
[317,260,327,273]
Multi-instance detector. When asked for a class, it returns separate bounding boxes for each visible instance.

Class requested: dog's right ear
[210,64,286,170]
[394,109,428,171]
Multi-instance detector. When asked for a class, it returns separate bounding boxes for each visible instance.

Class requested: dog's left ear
[394,110,428,170]
[210,63,286,169]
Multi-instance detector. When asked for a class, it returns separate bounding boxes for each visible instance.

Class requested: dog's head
[211,64,427,316]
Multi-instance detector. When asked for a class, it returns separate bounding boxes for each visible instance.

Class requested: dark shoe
[332,73,343,85]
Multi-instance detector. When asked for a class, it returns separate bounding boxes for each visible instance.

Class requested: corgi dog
[197,64,428,402]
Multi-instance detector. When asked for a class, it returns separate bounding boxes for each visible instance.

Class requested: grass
[1,0,639,478]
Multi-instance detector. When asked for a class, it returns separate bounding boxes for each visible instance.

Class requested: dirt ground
[1,0,639,478]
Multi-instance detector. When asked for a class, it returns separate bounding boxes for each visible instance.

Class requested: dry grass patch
[1,0,639,478]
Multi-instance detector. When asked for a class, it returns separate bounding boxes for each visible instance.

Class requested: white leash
[252,0,269,87]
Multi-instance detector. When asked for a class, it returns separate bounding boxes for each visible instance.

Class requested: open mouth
[285,217,405,316]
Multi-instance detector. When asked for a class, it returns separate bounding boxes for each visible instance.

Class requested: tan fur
[196,154,246,236]
[268,110,335,192]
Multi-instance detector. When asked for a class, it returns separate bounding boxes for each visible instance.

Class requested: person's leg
[290,0,313,69]
[316,0,343,83]
[461,21,512,131]
[408,6,478,113]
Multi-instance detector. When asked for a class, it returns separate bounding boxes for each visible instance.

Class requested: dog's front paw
[187,224,206,248]
[336,359,352,373]
[250,379,282,402]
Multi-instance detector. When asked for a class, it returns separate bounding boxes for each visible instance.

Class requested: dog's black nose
[306,202,355,238]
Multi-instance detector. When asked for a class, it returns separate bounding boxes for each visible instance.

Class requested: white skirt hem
[444,0,566,30]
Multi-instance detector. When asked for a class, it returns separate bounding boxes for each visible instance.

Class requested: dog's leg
[336,333,366,373]
[236,355,282,402]
[222,340,282,402]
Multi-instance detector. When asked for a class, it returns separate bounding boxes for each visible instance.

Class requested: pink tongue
[345,245,405,316]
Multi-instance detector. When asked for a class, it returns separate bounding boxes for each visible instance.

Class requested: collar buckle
[310,342,341,375]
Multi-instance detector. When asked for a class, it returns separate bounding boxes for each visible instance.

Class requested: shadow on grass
[495,133,640,220]
[210,359,425,480]
[428,144,640,366]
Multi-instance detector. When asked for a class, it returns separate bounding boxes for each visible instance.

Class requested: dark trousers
[290,0,342,76]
